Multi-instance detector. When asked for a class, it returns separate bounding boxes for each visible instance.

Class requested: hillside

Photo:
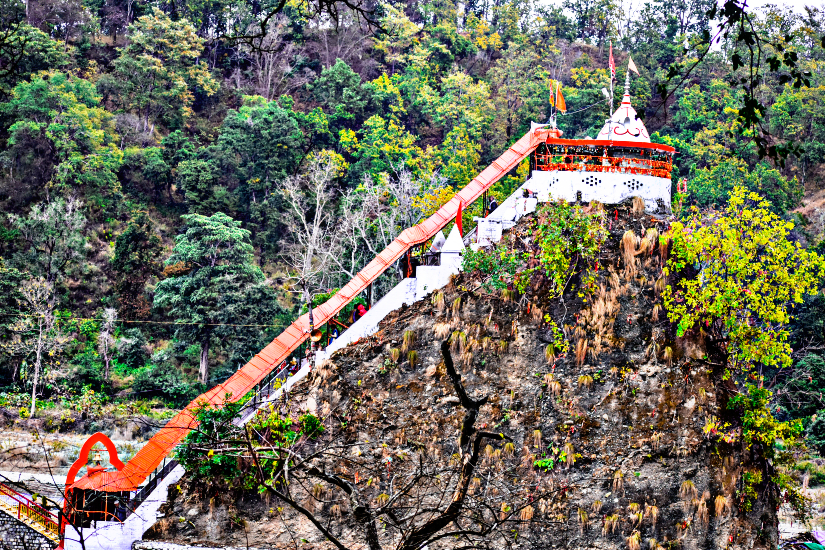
[143,199,790,550]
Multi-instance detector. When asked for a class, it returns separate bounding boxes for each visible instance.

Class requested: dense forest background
[1,0,824,445]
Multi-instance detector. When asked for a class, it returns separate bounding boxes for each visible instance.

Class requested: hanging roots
[645,503,659,527]
[577,508,588,531]
[714,495,730,517]
[407,350,418,368]
[622,229,639,259]
[503,441,515,457]
[613,470,624,493]
[520,505,534,522]
[564,442,576,467]
[533,429,542,448]
[696,495,709,525]
[627,530,642,550]
[591,500,603,513]
[452,296,462,316]
[659,231,671,260]
[575,338,588,367]
[432,291,445,312]
[433,322,451,339]
[578,374,594,389]
[631,196,645,214]
[401,330,416,353]
[545,344,556,364]
[679,479,698,502]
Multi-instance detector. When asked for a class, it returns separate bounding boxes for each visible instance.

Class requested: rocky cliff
[145,200,780,550]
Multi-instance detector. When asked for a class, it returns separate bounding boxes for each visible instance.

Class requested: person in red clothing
[351,303,368,323]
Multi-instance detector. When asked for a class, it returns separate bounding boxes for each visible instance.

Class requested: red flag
[456,201,463,236]
[609,42,616,80]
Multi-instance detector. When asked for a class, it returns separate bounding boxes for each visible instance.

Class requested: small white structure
[315,225,465,365]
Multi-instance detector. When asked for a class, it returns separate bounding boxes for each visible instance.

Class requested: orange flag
[549,80,567,112]
[456,201,463,236]
[555,81,567,113]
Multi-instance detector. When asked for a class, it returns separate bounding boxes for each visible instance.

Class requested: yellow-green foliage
[663,187,825,370]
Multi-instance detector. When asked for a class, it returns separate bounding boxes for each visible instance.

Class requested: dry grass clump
[631,196,645,214]
[544,373,562,396]
[532,429,542,448]
[591,500,603,513]
[451,296,462,316]
[578,374,594,388]
[407,350,418,368]
[628,530,642,550]
[520,505,534,522]
[545,344,556,364]
[460,349,474,370]
[390,348,401,362]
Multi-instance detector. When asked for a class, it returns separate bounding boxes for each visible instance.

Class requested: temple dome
[597,73,650,142]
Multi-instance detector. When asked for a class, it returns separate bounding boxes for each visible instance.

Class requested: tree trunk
[199,338,209,384]
[30,319,44,419]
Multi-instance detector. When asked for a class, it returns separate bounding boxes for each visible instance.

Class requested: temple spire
[622,67,631,105]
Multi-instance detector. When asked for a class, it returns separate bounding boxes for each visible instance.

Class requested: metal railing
[112,458,179,522]
[110,359,299,523]
[0,481,60,541]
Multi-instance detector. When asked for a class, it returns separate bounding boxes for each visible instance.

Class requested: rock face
[145,203,779,549]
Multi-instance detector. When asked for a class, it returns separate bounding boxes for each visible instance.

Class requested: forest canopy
[0,0,823,430]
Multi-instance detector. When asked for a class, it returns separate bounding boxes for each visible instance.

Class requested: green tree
[112,212,163,319]
[102,8,218,131]
[153,212,279,384]
[0,260,24,386]
[663,187,825,372]
[2,71,122,201]
[0,23,72,96]
[308,59,371,134]
[689,158,803,213]
[8,198,86,285]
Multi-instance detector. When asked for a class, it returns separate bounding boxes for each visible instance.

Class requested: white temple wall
[527,170,671,212]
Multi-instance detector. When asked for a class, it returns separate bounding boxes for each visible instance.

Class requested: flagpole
[608,42,614,142]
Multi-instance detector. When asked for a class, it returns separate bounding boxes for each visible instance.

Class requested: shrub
[131,363,203,407]
[116,328,149,372]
